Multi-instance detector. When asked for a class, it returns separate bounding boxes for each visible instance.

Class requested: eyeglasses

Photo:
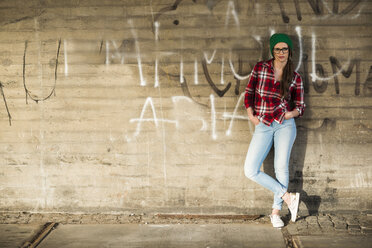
[273,47,289,54]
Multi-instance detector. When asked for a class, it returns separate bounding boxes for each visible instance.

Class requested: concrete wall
[0,0,371,216]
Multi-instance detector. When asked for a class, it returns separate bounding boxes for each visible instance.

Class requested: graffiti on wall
[0,0,371,141]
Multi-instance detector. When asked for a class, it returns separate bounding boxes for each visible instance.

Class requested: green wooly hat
[270,33,293,57]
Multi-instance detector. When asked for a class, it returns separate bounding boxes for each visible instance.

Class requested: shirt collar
[263,59,275,72]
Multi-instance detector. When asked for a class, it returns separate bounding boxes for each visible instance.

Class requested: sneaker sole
[291,192,300,222]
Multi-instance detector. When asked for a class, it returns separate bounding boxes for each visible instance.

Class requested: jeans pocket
[284,118,295,127]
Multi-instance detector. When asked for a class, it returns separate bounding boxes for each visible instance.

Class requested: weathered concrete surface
[0,224,43,248]
[1,213,371,248]
[39,224,286,248]
[0,0,371,216]
[296,236,372,248]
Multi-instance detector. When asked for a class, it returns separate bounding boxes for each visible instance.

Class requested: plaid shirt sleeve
[291,73,305,117]
[244,64,258,109]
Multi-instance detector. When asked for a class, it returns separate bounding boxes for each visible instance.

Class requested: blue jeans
[244,118,297,210]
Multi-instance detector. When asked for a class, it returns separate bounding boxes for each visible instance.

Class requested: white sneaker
[270,214,284,228]
[288,192,300,222]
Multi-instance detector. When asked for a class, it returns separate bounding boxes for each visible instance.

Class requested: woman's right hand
[250,116,260,126]
[247,107,260,126]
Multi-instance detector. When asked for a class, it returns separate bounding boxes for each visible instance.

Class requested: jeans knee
[244,166,258,180]
[275,168,288,175]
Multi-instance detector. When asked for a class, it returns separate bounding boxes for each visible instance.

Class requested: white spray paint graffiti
[351,3,364,19]
[194,58,199,85]
[295,26,302,72]
[225,1,240,28]
[171,96,207,131]
[203,49,216,64]
[105,40,110,66]
[310,33,350,82]
[316,0,365,20]
[16,13,368,143]
[269,28,275,37]
[180,56,184,83]
[350,170,372,188]
[113,41,125,64]
[128,19,146,86]
[252,35,263,61]
[154,21,160,87]
[64,39,68,76]
[220,53,225,85]
[105,40,125,65]
[129,97,178,137]
[223,92,253,136]
[210,94,217,140]
[154,21,160,41]
[228,51,251,80]
[155,58,159,88]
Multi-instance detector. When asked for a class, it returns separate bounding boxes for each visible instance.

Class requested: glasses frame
[273,47,289,54]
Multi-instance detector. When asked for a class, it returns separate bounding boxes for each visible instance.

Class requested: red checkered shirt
[244,59,305,126]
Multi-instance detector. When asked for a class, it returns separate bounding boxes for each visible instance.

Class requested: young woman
[244,33,305,228]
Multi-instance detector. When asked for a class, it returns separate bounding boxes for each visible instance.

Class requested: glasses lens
[274,48,289,54]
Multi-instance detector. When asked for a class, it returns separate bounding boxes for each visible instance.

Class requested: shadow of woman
[262,109,321,219]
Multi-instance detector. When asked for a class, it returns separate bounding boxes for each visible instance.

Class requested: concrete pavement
[1,213,371,248]
[37,224,286,248]
[0,224,44,248]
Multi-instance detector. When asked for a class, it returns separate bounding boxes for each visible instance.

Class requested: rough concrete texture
[1,213,371,248]
[0,0,371,217]
[37,224,286,248]
[0,224,44,248]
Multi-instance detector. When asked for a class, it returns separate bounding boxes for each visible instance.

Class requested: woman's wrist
[285,110,299,119]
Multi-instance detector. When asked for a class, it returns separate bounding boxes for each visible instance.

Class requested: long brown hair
[280,49,294,99]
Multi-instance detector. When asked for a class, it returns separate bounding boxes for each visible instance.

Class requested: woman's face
[273,42,289,63]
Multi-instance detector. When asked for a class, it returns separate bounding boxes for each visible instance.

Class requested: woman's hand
[284,112,294,120]
[247,107,260,125]
[250,116,260,126]
[284,110,299,120]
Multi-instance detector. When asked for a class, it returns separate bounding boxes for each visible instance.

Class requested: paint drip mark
[152,0,184,36]
[363,66,372,96]
[276,0,290,23]
[294,0,302,21]
[0,82,12,126]
[154,0,183,23]
[23,39,61,104]
[99,40,104,54]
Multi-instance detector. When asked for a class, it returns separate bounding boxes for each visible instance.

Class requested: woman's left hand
[284,112,294,120]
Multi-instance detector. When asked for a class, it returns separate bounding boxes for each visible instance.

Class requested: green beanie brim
[270,33,293,57]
